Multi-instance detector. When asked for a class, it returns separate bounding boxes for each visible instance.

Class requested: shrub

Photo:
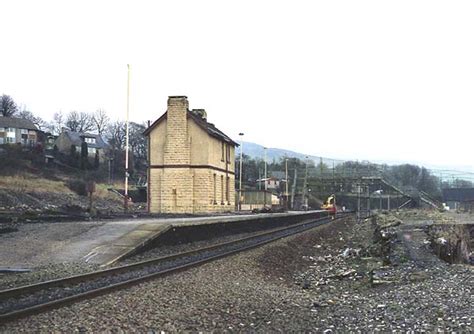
[67,179,87,196]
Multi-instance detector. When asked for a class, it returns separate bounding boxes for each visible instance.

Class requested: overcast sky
[1,1,473,168]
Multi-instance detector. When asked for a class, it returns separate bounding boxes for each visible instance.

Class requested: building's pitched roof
[62,131,108,149]
[144,110,239,146]
[187,111,238,146]
[0,117,38,130]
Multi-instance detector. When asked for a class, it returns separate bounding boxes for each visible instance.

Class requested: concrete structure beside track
[79,210,330,266]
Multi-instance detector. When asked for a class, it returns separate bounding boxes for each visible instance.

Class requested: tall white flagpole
[124,64,130,210]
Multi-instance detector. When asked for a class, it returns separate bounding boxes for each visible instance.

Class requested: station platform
[79,210,328,266]
[0,211,328,268]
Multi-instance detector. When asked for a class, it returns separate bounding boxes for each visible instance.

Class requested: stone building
[55,130,109,162]
[0,117,40,146]
[144,96,238,214]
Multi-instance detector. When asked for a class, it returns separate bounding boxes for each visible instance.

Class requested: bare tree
[66,111,80,131]
[66,111,94,132]
[129,122,147,161]
[77,112,94,132]
[49,111,65,134]
[106,120,127,180]
[106,120,126,151]
[0,94,18,117]
[17,106,46,130]
[92,109,110,135]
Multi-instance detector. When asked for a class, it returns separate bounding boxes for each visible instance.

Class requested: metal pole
[285,158,289,209]
[238,133,244,211]
[258,168,261,190]
[367,184,370,216]
[332,161,335,195]
[357,183,361,220]
[302,156,308,209]
[264,147,267,206]
[291,168,297,210]
[124,64,130,210]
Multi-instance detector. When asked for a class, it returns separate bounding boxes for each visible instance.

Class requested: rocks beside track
[0,263,101,291]
[278,214,473,332]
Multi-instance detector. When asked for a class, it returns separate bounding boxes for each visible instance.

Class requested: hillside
[239,141,343,166]
[239,142,474,183]
[0,148,143,222]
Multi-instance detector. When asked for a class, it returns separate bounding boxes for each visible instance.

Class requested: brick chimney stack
[164,96,190,165]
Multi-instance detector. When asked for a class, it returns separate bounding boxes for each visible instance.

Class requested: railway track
[0,213,348,324]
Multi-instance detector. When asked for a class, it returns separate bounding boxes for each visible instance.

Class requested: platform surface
[0,211,325,267]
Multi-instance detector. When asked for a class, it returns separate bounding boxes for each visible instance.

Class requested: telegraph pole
[291,168,297,210]
[302,156,308,209]
[238,133,244,211]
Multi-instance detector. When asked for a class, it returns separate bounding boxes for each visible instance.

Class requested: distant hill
[237,141,474,182]
[237,141,342,166]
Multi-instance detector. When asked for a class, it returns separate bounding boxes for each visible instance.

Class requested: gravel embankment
[0,262,101,291]
[1,214,472,332]
[123,231,267,264]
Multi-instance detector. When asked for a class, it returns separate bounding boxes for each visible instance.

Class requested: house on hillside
[55,130,109,162]
[144,96,238,214]
[0,117,40,146]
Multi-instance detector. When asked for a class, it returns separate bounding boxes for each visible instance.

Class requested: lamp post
[264,147,267,207]
[238,133,244,211]
[302,156,308,209]
[285,158,289,210]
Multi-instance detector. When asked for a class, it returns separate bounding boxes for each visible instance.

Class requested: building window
[6,137,14,143]
[88,147,97,154]
[213,174,217,204]
[226,144,230,164]
[0,138,4,144]
[84,137,96,144]
[226,176,230,203]
[221,142,225,162]
[221,175,224,204]
[20,129,28,134]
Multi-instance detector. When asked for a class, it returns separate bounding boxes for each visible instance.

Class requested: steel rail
[0,213,349,324]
